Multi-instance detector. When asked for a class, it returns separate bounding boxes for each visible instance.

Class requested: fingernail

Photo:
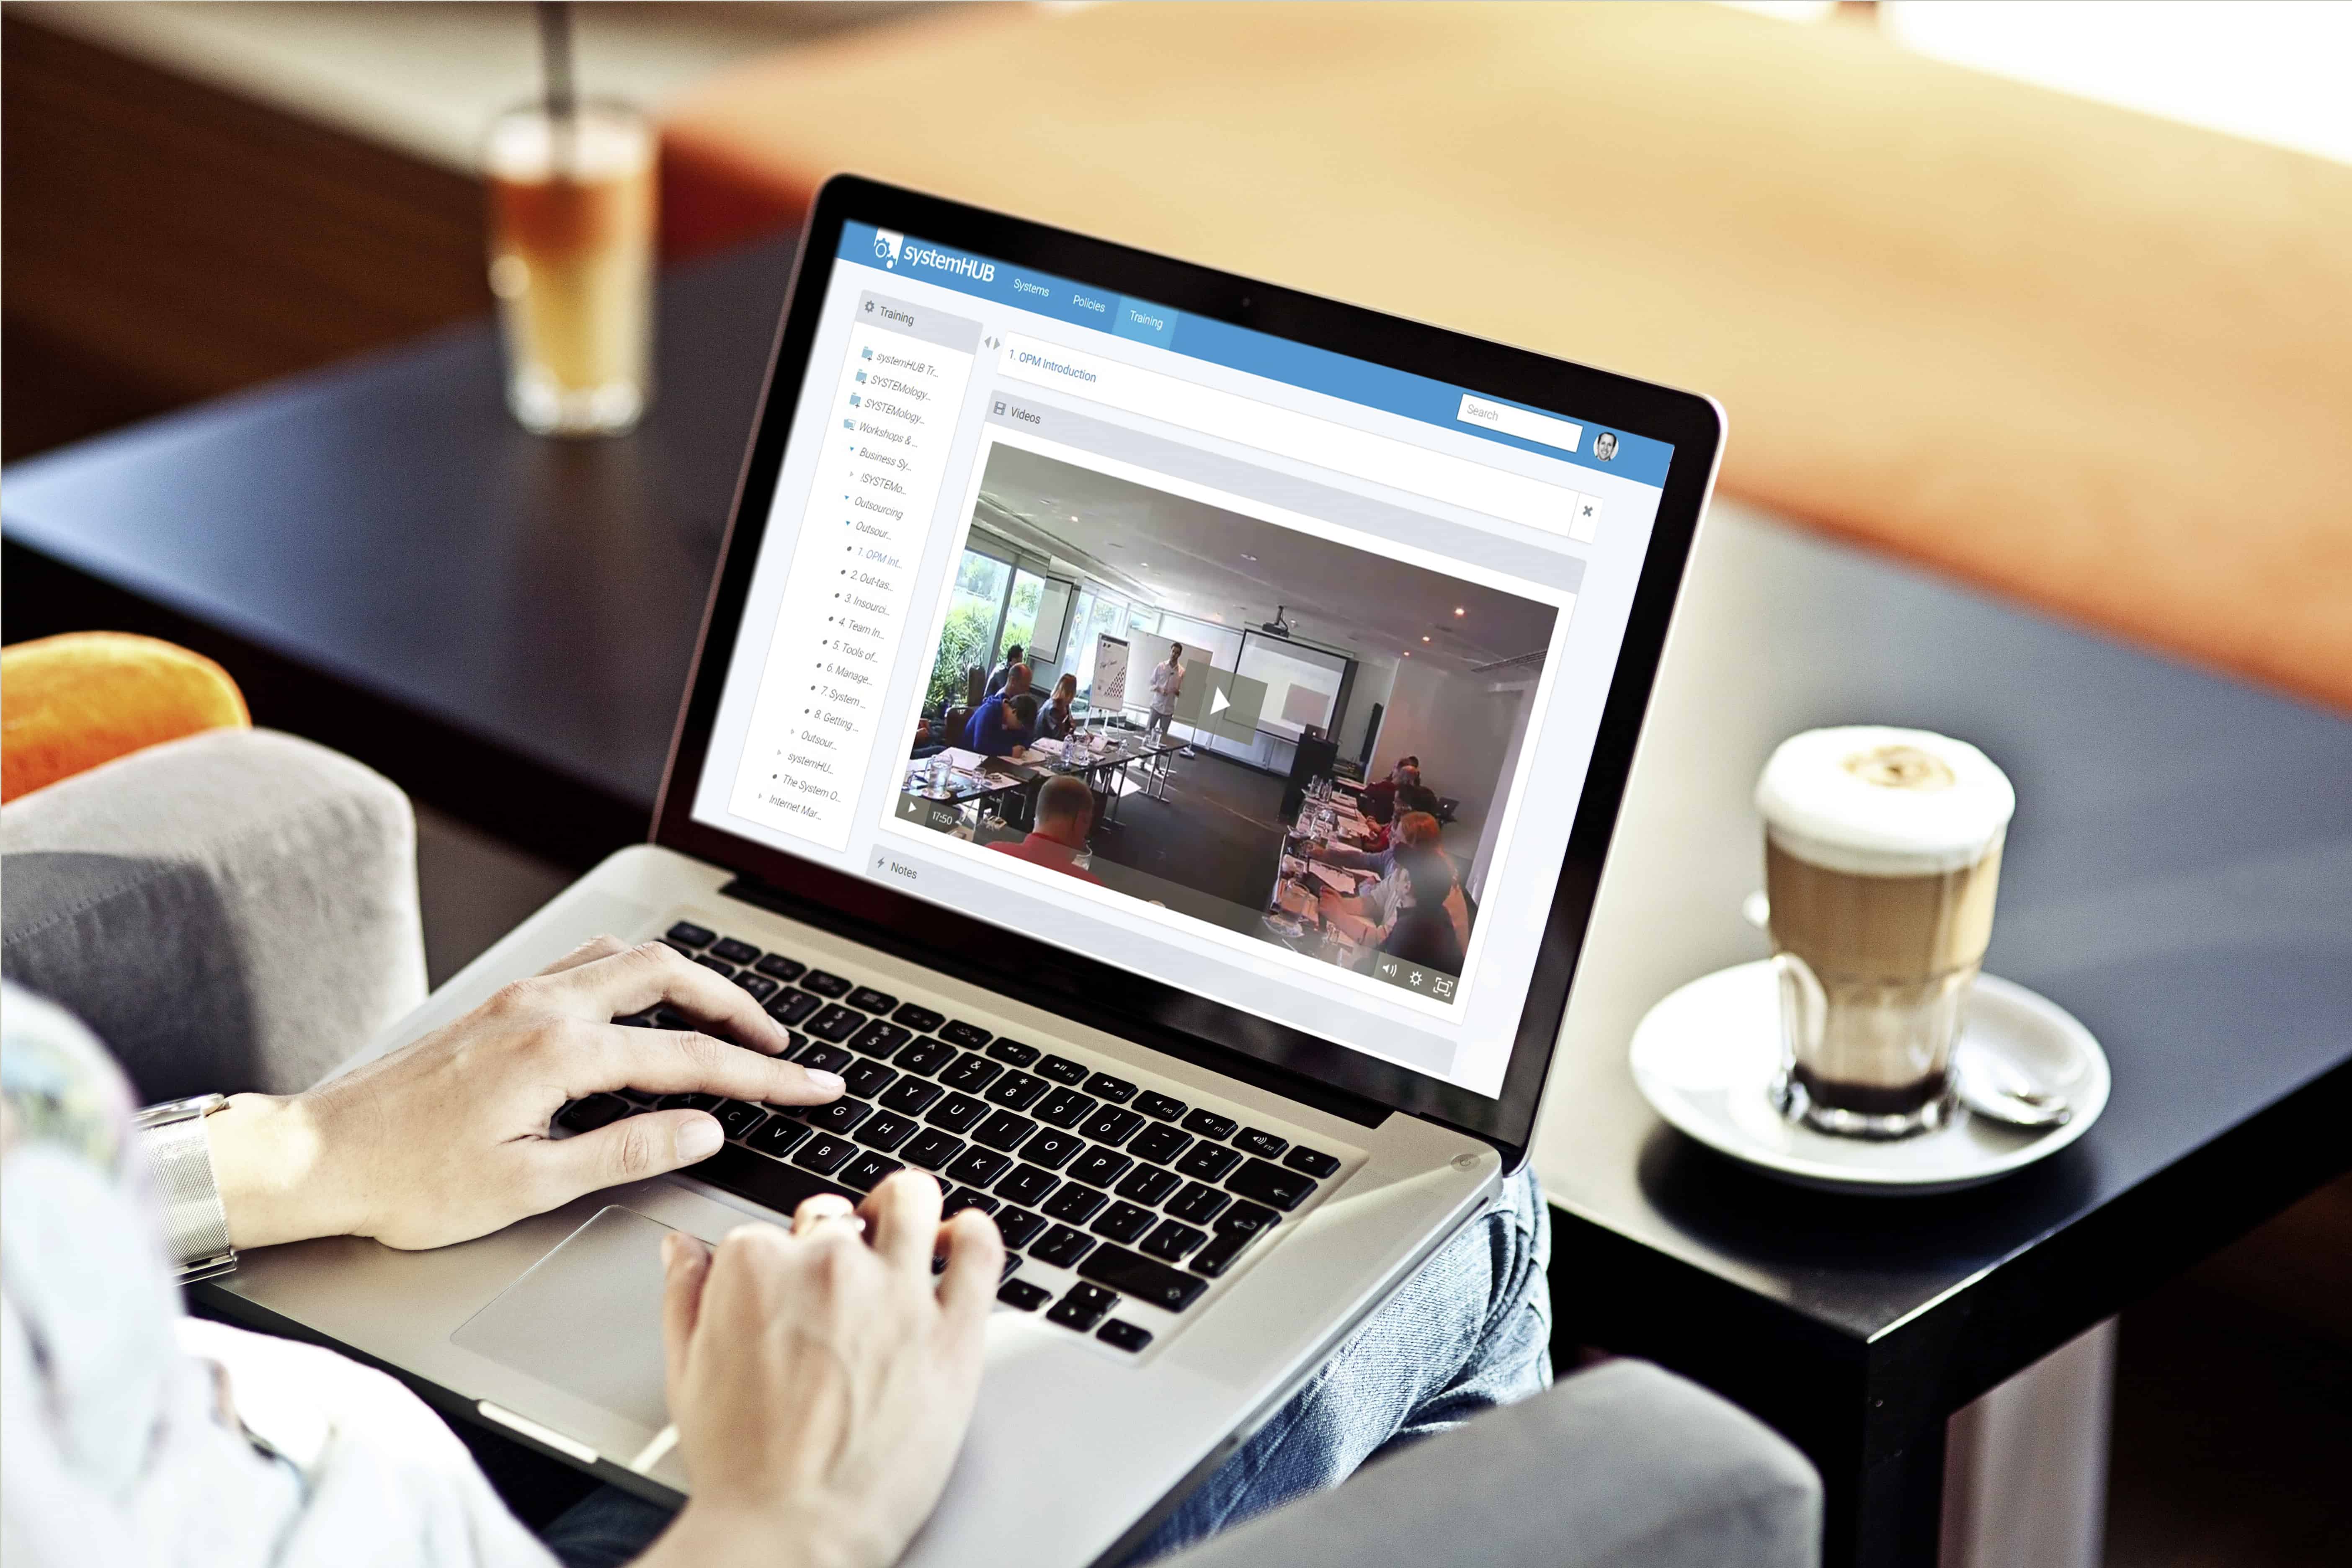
[660,1233,680,1270]
[675,1116,723,1161]
[802,1069,845,1091]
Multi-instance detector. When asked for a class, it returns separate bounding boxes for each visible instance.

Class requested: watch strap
[134,1095,237,1282]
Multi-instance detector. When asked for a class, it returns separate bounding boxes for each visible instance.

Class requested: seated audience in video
[896,445,1555,998]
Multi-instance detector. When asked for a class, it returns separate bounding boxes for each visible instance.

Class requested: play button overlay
[1209,686,1232,716]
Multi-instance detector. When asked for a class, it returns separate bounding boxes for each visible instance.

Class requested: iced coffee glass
[1755,727,2015,1139]
[484,101,655,436]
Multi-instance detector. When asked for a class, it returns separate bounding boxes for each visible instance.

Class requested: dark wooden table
[9,235,2349,1568]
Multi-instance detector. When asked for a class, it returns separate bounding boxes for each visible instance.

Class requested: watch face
[133,1093,226,1127]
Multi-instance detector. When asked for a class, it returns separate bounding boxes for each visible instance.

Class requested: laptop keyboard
[552,916,1356,1358]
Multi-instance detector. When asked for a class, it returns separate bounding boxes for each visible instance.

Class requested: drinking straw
[536,1,576,174]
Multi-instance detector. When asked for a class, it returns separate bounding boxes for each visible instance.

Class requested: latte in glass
[1754,727,2015,1138]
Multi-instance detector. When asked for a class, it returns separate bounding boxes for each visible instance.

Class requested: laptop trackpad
[452,1206,674,1431]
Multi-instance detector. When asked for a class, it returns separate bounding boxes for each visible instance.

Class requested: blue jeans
[542,1168,1550,1568]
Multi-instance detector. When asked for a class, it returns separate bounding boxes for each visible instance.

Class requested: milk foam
[485,107,652,182]
[1755,726,2014,876]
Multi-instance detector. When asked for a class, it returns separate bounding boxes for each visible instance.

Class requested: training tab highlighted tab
[1113,298,1178,349]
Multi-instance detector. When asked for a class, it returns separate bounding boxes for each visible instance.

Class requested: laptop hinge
[720,874,1392,1129]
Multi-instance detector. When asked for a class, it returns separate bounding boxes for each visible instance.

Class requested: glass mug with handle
[1754,727,2015,1139]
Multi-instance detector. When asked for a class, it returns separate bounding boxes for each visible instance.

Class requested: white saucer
[1629,961,2110,1196]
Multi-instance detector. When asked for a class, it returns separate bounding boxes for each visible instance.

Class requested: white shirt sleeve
[2,986,557,1568]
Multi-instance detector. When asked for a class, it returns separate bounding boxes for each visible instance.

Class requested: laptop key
[808,1098,873,1137]
[1174,1144,1242,1182]
[1188,1228,1256,1279]
[1090,1202,1157,1244]
[942,1187,1001,1217]
[1079,1244,1210,1312]
[841,1058,897,1099]
[1217,1201,1281,1238]
[854,1111,918,1152]
[881,1078,944,1116]
[892,1002,946,1032]
[1000,1252,1026,1282]
[945,1148,1013,1188]
[846,986,897,1014]
[733,972,780,1003]
[767,990,821,1027]
[801,970,853,998]
[714,1100,769,1140]
[998,1278,1051,1312]
[1036,1055,1090,1086]
[996,1166,1060,1207]
[1042,1184,1109,1225]
[1141,1220,1207,1262]
[851,1019,912,1058]
[650,1005,696,1031]
[1232,1128,1289,1160]
[666,921,715,948]
[839,1153,903,1193]
[1020,1129,1086,1170]
[1083,1073,1138,1105]
[985,1038,1040,1067]
[1135,1091,1187,1122]
[556,1094,632,1132]
[895,1038,957,1075]
[1047,1283,1118,1332]
[710,937,761,965]
[1129,1124,1191,1165]
[972,1111,1038,1152]
[1116,1166,1181,1207]
[809,1004,864,1044]
[798,1044,855,1075]
[983,1070,1048,1111]
[1079,1107,1146,1146]
[1284,1147,1341,1179]
[1165,1182,1232,1226]
[746,1117,812,1159]
[755,952,807,983]
[939,1054,1002,1093]
[1068,1147,1133,1189]
[995,1206,1049,1249]
[792,1133,858,1176]
[926,1094,990,1134]
[1182,1109,1238,1141]
[1226,1159,1314,1212]
[1035,1088,1099,1129]
[939,1020,992,1050]
[658,1092,724,1113]
[1029,1225,1096,1269]
[1097,1319,1153,1353]
[695,957,737,980]
[900,1130,965,1170]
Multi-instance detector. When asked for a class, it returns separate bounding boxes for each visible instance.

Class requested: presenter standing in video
[1146,643,1186,740]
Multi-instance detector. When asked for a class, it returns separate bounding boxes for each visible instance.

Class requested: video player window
[893,443,1559,1004]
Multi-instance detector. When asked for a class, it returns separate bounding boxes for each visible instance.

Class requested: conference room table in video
[897,725,1185,836]
[1262,792,1393,970]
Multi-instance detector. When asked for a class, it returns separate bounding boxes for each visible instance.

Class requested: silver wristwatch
[133,1093,238,1282]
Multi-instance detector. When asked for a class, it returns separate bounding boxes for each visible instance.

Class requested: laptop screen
[674,186,1714,1135]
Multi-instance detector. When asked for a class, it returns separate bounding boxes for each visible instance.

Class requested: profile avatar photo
[1592,431,1620,462]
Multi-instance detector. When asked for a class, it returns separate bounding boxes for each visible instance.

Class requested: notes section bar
[730,294,981,849]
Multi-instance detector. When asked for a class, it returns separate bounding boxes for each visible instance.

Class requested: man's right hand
[647,1176,1003,1568]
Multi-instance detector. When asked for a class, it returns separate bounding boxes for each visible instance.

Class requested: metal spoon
[1955,1049,2073,1129]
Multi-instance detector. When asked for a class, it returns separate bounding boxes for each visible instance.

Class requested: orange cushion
[663,3,2352,714]
[1,632,250,802]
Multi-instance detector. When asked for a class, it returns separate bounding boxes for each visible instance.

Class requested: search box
[1457,395,1581,454]
[997,335,1580,539]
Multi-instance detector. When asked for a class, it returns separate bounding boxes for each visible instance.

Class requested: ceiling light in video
[1454,606,1467,616]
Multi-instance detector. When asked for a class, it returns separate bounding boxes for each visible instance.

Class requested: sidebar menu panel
[730,293,980,849]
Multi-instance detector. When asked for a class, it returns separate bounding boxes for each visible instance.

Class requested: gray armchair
[0,727,1820,1566]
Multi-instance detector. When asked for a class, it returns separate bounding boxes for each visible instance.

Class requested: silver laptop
[214,176,1722,1567]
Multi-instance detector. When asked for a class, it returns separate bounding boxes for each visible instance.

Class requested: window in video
[890,444,1559,1005]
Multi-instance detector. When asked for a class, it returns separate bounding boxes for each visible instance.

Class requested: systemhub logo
[874,230,995,284]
